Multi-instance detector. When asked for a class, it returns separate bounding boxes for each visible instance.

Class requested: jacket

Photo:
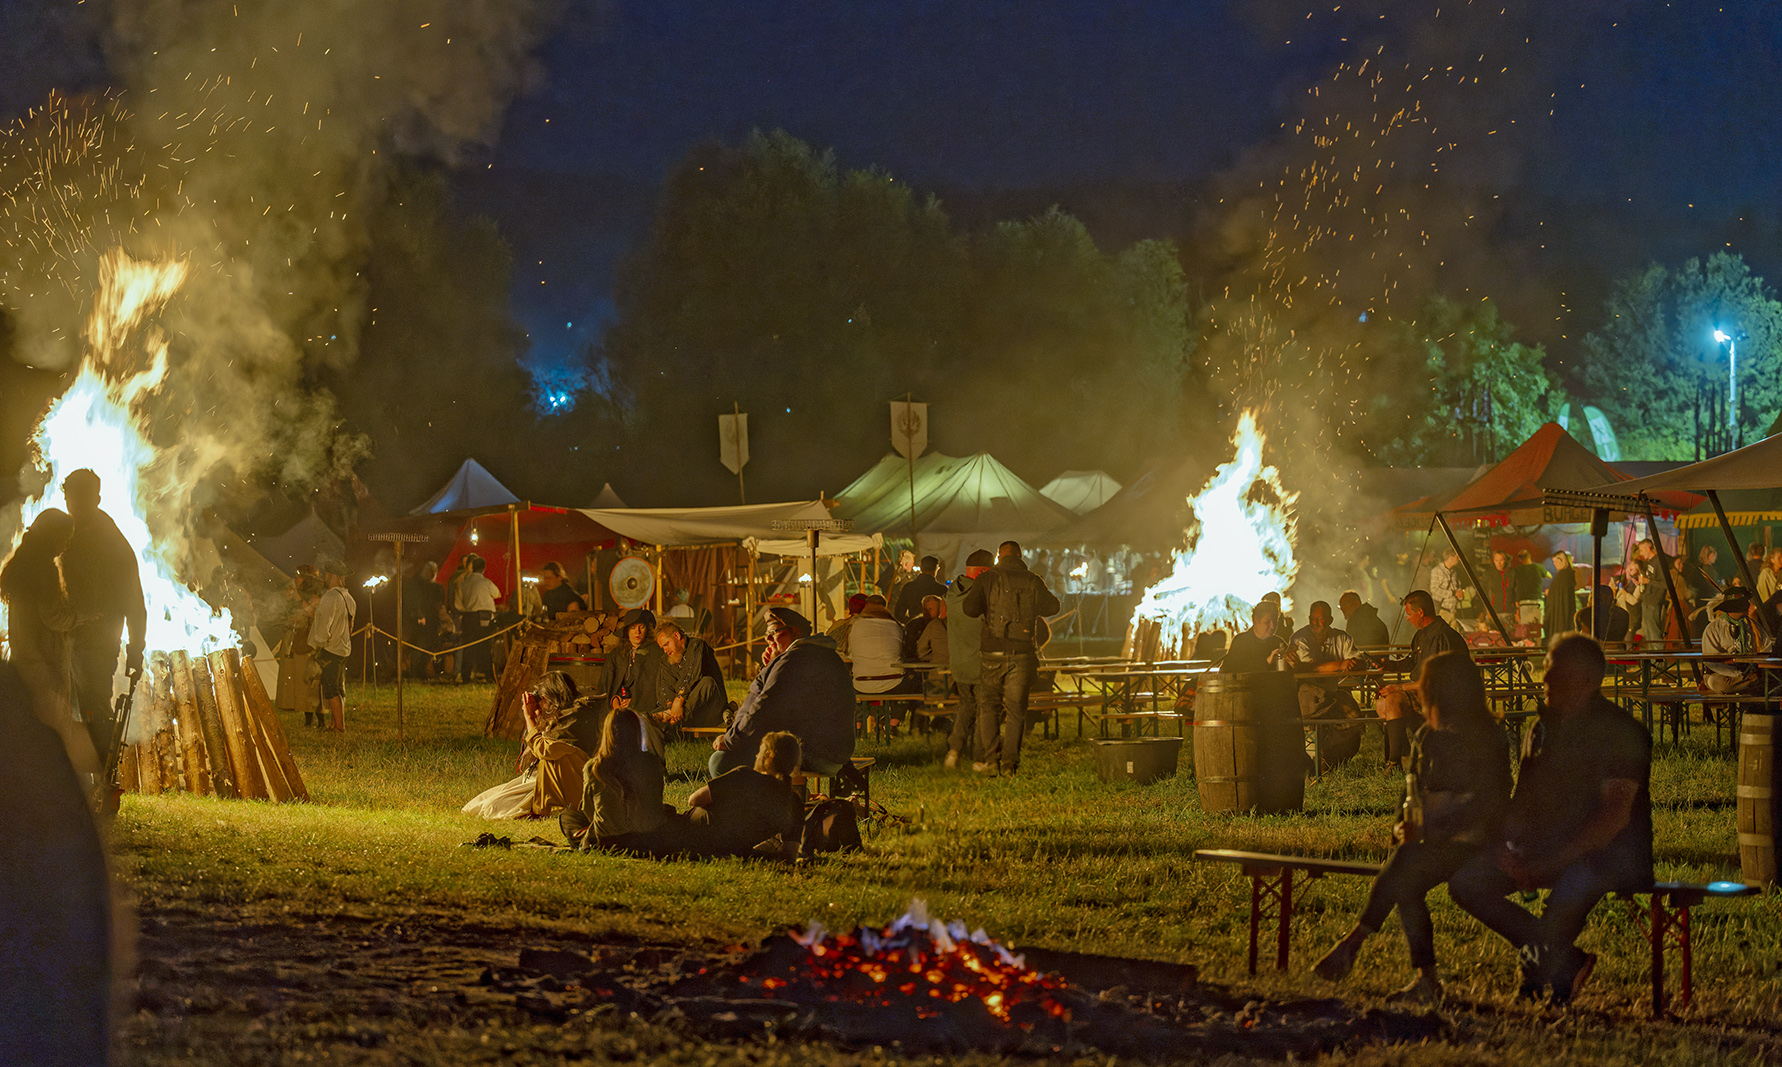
[961,557,1060,655]
[944,573,984,683]
[722,634,856,768]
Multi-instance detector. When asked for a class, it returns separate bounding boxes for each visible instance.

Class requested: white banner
[718,411,749,474]
[890,400,927,459]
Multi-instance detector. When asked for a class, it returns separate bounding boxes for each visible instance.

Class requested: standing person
[281,577,323,726]
[1485,550,1516,631]
[1757,547,1782,607]
[443,556,471,674]
[307,559,356,732]
[1338,591,1391,649]
[1449,634,1651,1003]
[1,509,99,779]
[1544,552,1577,639]
[1429,548,1463,624]
[454,555,501,683]
[1313,652,1513,1003]
[1512,549,1546,634]
[893,555,947,625]
[943,549,993,771]
[1629,539,1666,646]
[405,561,445,679]
[882,549,917,607]
[961,541,1060,777]
[1374,591,1471,769]
[1684,545,1722,639]
[58,469,146,774]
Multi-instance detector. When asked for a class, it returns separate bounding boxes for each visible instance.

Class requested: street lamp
[1714,328,1736,440]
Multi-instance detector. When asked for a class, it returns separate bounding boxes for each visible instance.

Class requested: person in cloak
[1338,590,1391,649]
[1544,552,1578,640]
[649,619,729,729]
[598,608,664,730]
[1374,590,1470,769]
[710,607,855,779]
[58,469,146,775]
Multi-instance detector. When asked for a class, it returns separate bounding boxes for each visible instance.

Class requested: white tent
[576,499,877,556]
[833,452,1075,571]
[1040,470,1123,515]
[409,459,519,515]
[589,482,628,508]
[250,510,344,575]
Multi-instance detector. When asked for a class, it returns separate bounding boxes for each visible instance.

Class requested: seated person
[1339,590,1391,649]
[848,595,916,694]
[1574,584,1629,646]
[1448,633,1652,1003]
[826,593,869,660]
[1374,590,1470,768]
[711,607,856,777]
[463,672,591,819]
[598,607,665,751]
[1219,601,1289,673]
[1701,592,1771,693]
[650,620,729,728]
[560,708,673,852]
[537,562,587,619]
[1289,600,1364,767]
[685,730,804,857]
[664,587,696,623]
[1313,652,1512,1003]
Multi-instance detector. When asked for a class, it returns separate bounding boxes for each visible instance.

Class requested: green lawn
[109,680,1782,1064]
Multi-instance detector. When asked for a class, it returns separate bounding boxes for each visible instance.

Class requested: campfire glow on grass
[742,901,1071,1025]
[1135,409,1299,646]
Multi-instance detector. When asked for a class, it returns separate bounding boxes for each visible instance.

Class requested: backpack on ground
[800,798,862,856]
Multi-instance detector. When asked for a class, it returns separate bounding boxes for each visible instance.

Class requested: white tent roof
[409,459,519,515]
[1612,433,1782,493]
[1039,469,1123,515]
[576,499,877,556]
[251,510,345,575]
[834,452,1074,536]
[589,482,628,508]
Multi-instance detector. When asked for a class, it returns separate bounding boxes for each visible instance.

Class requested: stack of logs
[484,611,616,740]
[118,647,309,803]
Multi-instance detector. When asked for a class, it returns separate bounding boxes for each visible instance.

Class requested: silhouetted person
[1,510,100,782]
[58,469,145,776]
[961,541,1060,776]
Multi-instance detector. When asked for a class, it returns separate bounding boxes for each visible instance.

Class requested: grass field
[108,679,1782,1065]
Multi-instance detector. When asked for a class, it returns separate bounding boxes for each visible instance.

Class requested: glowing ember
[3,249,235,657]
[1135,410,1299,640]
[744,901,1070,1025]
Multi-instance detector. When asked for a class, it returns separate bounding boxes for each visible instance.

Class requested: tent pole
[745,550,756,679]
[1436,512,1512,642]
[1392,517,1440,642]
[1708,489,1771,640]
[394,539,405,743]
[653,547,665,615]
[509,505,522,607]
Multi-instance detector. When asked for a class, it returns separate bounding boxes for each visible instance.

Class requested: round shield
[609,556,655,609]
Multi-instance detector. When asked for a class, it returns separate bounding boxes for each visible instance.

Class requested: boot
[943,750,959,769]
[303,711,317,729]
[1312,928,1370,982]
[1386,969,1442,1005]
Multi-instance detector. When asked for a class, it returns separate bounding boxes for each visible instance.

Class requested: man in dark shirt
[58,470,146,772]
[1338,591,1391,648]
[711,607,855,776]
[1219,601,1289,674]
[406,561,446,678]
[961,541,1061,776]
[1374,590,1470,767]
[537,562,587,619]
[1449,633,1651,1003]
[893,555,948,625]
[650,620,728,728]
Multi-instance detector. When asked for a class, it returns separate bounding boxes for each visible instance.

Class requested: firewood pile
[118,648,309,802]
[480,908,1443,1059]
[484,611,617,739]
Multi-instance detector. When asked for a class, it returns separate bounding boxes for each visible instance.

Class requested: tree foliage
[604,131,1194,503]
[1354,297,1555,466]
[1576,252,1782,460]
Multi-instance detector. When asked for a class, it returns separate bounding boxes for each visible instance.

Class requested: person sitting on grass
[684,730,804,857]
[1312,651,1512,1003]
[649,620,729,729]
[710,607,856,780]
[560,708,673,853]
[462,671,591,820]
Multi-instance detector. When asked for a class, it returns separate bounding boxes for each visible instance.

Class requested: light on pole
[1714,328,1737,438]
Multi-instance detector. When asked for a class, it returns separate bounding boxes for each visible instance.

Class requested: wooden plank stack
[116,648,309,802]
[484,611,616,740]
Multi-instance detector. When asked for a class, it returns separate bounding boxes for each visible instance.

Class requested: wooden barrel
[1738,713,1778,885]
[1193,671,1305,814]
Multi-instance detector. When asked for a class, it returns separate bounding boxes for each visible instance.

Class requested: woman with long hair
[1312,651,1513,1003]
[568,707,670,851]
[461,671,589,819]
[1,509,99,778]
[1544,551,1577,640]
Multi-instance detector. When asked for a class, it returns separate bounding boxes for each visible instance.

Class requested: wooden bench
[1641,688,1772,747]
[1194,849,1759,1016]
[854,693,928,742]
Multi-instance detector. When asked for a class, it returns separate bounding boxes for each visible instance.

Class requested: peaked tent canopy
[410,459,519,515]
[1401,423,1698,527]
[1040,470,1123,515]
[834,452,1075,571]
[590,483,628,509]
[251,510,345,575]
[1608,432,1782,529]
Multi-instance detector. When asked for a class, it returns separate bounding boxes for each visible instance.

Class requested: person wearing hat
[597,608,663,733]
[710,607,854,778]
[308,558,356,731]
[1701,592,1769,693]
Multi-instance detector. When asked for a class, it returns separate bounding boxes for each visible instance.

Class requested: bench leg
[1678,902,1693,1010]
[1243,866,1298,974]
[1650,893,1666,1019]
[1248,876,1262,976]
[1277,869,1294,972]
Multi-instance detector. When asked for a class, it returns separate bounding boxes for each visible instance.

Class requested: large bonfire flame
[1135,410,1298,640]
[742,901,1070,1025]
[3,249,235,657]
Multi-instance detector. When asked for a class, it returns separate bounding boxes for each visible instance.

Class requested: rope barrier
[349,619,527,656]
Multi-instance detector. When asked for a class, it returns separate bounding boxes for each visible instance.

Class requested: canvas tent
[590,483,628,508]
[834,452,1074,570]
[1040,470,1123,515]
[410,459,519,515]
[252,509,345,575]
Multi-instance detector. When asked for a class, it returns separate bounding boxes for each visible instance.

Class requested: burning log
[484,611,616,740]
[118,648,307,803]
